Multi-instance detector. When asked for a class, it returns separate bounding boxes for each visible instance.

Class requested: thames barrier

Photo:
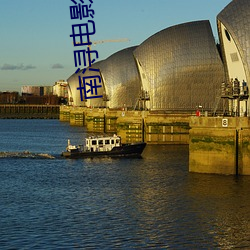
[59,106,190,144]
[189,116,250,175]
[63,0,250,175]
[60,106,250,175]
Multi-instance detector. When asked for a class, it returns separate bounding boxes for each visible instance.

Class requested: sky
[0,0,232,92]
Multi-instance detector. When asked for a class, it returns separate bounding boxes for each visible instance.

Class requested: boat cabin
[85,135,121,152]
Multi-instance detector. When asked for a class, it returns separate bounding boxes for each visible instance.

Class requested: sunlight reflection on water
[0,120,250,249]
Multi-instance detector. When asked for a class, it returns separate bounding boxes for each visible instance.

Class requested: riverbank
[0,105,59,119]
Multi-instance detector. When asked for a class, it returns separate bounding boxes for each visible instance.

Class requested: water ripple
[0,120,250,249]
[0,151,55,159]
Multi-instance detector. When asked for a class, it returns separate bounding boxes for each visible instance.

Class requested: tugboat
[62,134,146,158]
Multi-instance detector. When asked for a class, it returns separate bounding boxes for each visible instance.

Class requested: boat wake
[0,151,55,159]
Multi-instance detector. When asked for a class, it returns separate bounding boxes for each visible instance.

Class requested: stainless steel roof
[67,61,104,107]
[68,21,226,112]
[217,0,250,84]
[99,46,141,109]
[133,20,225,111]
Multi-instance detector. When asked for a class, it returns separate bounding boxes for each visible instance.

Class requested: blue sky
[0,0,232,92]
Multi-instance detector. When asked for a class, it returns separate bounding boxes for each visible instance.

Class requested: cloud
[51,63,64,69]
[1,63,36,70]
[23,64,36,70]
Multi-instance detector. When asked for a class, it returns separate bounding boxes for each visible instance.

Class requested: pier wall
[0,105,59,119]
[60,107,250,175]
[60,106,190,144]
[189,117,250,175]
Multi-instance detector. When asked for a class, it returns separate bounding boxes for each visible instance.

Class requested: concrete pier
[189,117,250,175]
[60,106,190,144]
[60,106,250,175]
[59,106,71,122]
[145,114,189,144]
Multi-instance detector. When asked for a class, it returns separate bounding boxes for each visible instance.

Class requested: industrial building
[0,92,19,104]
[53,80,68,99]
[19,81,68,105]
[21,86,53,97]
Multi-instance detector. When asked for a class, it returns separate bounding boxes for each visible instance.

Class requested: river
[0,119,249,249]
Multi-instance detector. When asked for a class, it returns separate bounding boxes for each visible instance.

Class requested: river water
[0,119,250,249]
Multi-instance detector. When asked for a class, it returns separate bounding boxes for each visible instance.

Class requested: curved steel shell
[67,46,141,109]
[217,0,250,83]
[67,61,105,107]
[133,20,225,111]
[99,46,141,109]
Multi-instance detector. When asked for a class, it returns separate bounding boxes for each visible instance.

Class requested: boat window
[105,140,110,144]
[111,139,114,144]
[92,140,97,145]
[116,139,120,144]
[98,140,103,145]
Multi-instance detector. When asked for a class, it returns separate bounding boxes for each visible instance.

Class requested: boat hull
[62,142,146,159]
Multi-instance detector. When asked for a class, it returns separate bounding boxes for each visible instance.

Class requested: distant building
[21,86,53,96]
[52,80,68,98]
[0,92,19,104]
[20,85,60,105]
[43,86,53,96]
[21,86,40,96]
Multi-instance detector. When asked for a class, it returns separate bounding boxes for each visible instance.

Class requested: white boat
[62,134,146,158]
